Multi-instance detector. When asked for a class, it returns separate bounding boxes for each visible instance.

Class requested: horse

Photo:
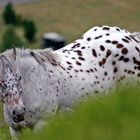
[0,25,140,137]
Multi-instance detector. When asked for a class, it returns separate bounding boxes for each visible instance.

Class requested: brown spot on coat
[117,44,124,48]
[116,28,121,31]
[104,71,108,76]
[92,49,97,57]
[81,46,85,49]
[66,61,72,65]
[121,48,128,55]
[123,58,129,62]
[102,27,110,30]
[106,33,110,36]
[135,47,140,53]
[113,67,118,73]
[74,50,83,56]
[122,38,129,43]
[76,61,82,66]
[118,56,124,61]
[100,45,105,51]
[112,61,116,65]
[87,37,91,41]
[99,58,106,66]
[112,41,118,44]
[106,50,112,58]
[78,57,85,61]
[133,57,140,65]
[94,35,102,39]
[125,36,131,41]
[106,40,111,43]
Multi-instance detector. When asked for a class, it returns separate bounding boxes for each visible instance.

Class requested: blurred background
[0,0,139,51]
[0,0,140,140]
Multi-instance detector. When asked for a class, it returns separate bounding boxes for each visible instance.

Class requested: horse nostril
[12,110,16,115]
[22,107,26,114]
[12,107,26,123]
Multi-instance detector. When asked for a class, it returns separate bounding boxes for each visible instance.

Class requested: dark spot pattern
[76,61,82,66]
[112,41,118,44]
[99,58,106,66]
[92,49,97,57]
[106,33,110,36]
[87,37,91,41]
[123,58,129,62]
[94,35,102,40]
[118,56,124,61]
[113,67,118,73]
[103,27,110,30]
[117,44,124,48]
[78,57,85,61]
[100,45,105,51]
[106,50,112,58]
[135,47,140,53]
[125,36,131,41]
[121,48,128,55]
[130,35,139,43]
[122,38,129,43]
[106,40,111,43]
[74,50,83,56]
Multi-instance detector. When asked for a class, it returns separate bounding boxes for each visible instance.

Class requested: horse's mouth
[12,115,25,123]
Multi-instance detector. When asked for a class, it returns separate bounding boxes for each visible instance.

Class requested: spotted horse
[0,25,140,137]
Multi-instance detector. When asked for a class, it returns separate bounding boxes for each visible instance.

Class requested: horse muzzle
[12,106,26,123]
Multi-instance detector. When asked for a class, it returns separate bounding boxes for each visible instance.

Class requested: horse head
[0,48,26,123]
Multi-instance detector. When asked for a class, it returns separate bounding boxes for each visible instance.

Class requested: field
[0,0,140,139]
[1,87,140,140]
[0,0,140,48]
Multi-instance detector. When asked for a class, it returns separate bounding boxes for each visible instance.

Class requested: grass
[0,86,140,140]
[1,86,140,140]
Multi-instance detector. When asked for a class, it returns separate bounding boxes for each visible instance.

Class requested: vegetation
[2,2,17,26]
[1,2,37,50]
[0,0,139,49]
[1,26,25,52]
[1,86,140,140]
[22,19,37,42]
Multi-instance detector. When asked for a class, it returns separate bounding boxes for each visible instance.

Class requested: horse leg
[10,127,18,139]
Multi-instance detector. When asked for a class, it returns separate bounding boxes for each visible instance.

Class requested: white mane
[3,48,59,66]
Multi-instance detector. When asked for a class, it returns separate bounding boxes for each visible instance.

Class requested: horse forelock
[0,55,16,75]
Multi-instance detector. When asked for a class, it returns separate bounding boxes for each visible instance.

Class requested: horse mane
[2,48,60,66]
[30,49,59,66]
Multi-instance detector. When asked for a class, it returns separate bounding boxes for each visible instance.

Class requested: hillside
[0,0,140,48]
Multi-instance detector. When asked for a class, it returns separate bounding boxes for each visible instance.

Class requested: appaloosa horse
[0,25,140,137]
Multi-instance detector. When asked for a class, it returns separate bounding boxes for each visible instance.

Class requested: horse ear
[10,47,16,61]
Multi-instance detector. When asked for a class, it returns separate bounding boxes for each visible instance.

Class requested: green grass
[18,86,140,140]
[1,86,140,140]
